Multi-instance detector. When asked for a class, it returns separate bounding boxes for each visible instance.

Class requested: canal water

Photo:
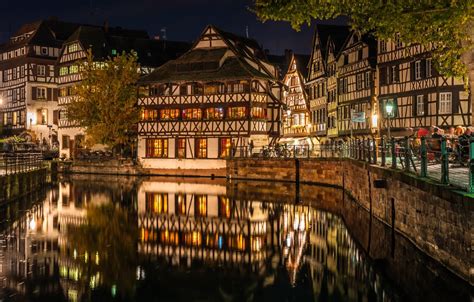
[0,175,471,302]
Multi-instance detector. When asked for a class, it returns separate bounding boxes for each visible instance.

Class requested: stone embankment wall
[227,158,473,283]
[0,168,47,202]
[57,160,226,177]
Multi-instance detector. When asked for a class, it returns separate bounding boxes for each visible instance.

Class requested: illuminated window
[227,106,246,119]
[59,67,68,76]
[12,111,17,126]
[160,108,179,120]
[59,88,68,97]
[145,138,168,158]
[195,138,207,158]
[111,49,117,55]
[175,194,187,215]
[204,84,221,94]
[439,92,452,114]
[251,107,266,119]
[218,196,231,218]
[194,195,207,217]
[68,43,79,53]
[204,107,223,119]
[182,108,202,120]
[141,109,158,121]
[219,138,232,158]
[69,65,79,74]
[37,109,47,125]
[2,113,7,125]
[176,138,186,158]
[145,192,168,214]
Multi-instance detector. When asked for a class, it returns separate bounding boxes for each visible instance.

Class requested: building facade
[280,53,310,145]
[336,32,377,138]
[137,25,282,170]
[377,37,470,133]
[307,25,350,142]
[0,20,81,144]
[56,25,189,158]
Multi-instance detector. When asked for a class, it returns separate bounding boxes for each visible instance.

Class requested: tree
[253,0,474,122]
[66,50,140,153]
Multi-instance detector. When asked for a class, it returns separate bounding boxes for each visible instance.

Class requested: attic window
[111,49,117,55]
[41,47,48,55]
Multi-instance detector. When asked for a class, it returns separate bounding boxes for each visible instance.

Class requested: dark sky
[0,0,345,55]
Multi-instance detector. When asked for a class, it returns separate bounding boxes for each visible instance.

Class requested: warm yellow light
[371,114,378,128]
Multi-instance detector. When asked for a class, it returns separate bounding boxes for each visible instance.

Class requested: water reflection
[0,176,470,301]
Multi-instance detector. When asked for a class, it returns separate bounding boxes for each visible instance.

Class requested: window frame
[416,95,424,116]
[439,92,452,114]
[145,138,168,158]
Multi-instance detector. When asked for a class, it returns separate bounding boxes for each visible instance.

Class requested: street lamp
[385,100,394,139]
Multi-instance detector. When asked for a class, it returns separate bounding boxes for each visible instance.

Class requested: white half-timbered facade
[377,38,470,132]
[281,53,310,145]
[137,25,282,170]
[306,25,350,141]
[56,26,189,158]
[0,20,81,143]
[336,32,377,137]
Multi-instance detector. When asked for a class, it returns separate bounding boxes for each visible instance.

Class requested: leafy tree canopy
[66,50,140,150]
[253,0,474,78]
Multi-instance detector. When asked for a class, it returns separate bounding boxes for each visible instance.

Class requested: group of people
[420,125,474,162]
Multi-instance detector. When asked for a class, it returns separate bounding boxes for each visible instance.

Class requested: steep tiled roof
[141,25,277,84]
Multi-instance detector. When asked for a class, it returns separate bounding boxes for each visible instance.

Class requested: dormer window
[41,47,48,55]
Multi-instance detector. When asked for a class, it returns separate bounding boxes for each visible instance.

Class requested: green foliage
[253,0,474,78]
[65,50,140,149]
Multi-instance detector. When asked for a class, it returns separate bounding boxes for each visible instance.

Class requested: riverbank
[227,157,473,284]
[56,160,227,178]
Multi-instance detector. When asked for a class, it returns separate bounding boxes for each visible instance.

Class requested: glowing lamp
[371,114,378,128]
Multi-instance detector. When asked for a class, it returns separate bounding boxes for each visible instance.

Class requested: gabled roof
[62,25,190,67]
[308,24,351,67]
[339,30,378,66]
[140,25,277,84]
[293,54,310,80]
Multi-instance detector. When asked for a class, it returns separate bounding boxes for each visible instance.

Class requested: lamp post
[385,99,394,139]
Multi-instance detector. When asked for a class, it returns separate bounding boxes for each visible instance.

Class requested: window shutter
[380,67,386,85]
[424,95,429,116]
[452,92,460,114]
[32,87,37,100]
[410,62,415,81]
[395,65,400,82]
[53,88,58,101]
[53,110,58,125]
[47,88,52,101]
[421,59,427,78]
[412,96,417,116]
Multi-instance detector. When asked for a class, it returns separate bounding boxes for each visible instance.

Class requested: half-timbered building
[336,32,377,137]
[0,20,81,143]
[56,25,189,158]
[137,25,282,171]
[306,25,350,141]
[377,38,470,132]
[280,53,310,145]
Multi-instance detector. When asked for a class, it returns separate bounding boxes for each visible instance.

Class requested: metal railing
[0,152,44,176]
[231,136,474,192]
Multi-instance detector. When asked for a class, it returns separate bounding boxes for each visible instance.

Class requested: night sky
[0,0,345,55]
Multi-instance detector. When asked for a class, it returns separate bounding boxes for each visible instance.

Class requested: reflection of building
[0,188,60,297]
[0,179,398,301]
[137,181,270,270]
